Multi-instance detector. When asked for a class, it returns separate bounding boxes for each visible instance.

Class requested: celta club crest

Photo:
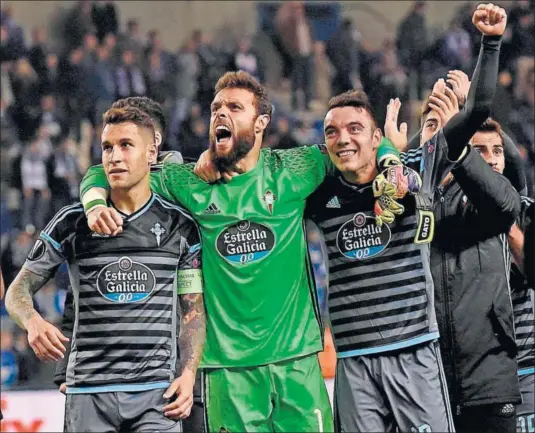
[150,222,166,246]
[262,190,276,214]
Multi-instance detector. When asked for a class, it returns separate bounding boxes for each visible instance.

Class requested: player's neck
[342,161,378,185]
[234,145,262,174]
[110,181,152,215]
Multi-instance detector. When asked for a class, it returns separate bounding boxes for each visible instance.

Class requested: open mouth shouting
[215,124,233,146]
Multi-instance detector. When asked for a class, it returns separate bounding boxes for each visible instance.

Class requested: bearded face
[209,88,260,172]
[210,117,256,172]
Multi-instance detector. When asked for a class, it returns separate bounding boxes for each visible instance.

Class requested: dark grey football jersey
[306,131,454,357]
[25,194,202,393]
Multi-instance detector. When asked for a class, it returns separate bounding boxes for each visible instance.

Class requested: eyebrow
[425,119,439,126]
[348,121,365,129]
[101,138,134,147]
[211,100,244,110]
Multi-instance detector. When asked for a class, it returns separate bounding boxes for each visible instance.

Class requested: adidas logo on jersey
[204,203,221,214]
[500,403,514,415]
[326,196,341,208]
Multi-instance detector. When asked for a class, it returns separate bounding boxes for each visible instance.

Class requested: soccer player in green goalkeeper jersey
[80,71,401,433]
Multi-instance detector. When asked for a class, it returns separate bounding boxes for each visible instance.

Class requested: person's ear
[372,127,383,151]
[147,142,157,165]
[255,115,271,135]
[155,131,162,148]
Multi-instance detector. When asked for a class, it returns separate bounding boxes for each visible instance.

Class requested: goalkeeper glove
[373,164,423,226]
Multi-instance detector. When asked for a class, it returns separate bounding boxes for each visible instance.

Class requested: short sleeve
[24,204,83,278]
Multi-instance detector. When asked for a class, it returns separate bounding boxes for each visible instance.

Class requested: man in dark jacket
[475,122,534,433]
[430,114,521,432]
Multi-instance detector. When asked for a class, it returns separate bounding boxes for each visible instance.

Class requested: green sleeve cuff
[83,199,107,214]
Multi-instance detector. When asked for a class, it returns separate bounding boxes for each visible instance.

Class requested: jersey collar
[109,193,155,222]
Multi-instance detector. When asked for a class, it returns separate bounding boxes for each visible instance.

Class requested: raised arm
[438,4,506,160]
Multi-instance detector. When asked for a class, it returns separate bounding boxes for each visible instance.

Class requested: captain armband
[177,269,203,295]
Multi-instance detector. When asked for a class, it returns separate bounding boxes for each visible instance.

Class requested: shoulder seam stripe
[43,204,84,235]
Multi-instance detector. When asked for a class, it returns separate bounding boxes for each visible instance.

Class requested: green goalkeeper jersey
[81,146,331,368]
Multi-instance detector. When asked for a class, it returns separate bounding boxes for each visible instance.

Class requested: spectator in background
[371,36,408,124]
[47,137,79,214]
[58,47,91,141]
[6,228,35,280]
[40,51,59,96]
[117,18,144,61]
[441,19,472,70]
[28,26,58,97]
[397,0,429,100]
[0,5,26,61]
[89,123,103,166]
[292,118,319,146]
[81,32,99,68]
[9,58,41,142]
[89,45,116,119]
[230,36,262,82]
[115,48,146,98]
[20,137,50,230]
[91,0,119,44]
[509,66,535,195]
[177,102,208,160]
[143,30,175,105]
[276,0,314,111]
[270,116,300,150]
[326,18,361,96]
[28,26,50,83]
[170,36,200,147]
[492,70,515,128]
[0,197,13,258]
[510,2,534,61]
[0,58,14,108]
[195,30,226,113]
[63,0,95,53]
[0,97,18,150]
[33,94,63,146]
[103,33,118,63]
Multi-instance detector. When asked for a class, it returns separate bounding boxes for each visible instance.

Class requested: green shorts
[205,354,333,432]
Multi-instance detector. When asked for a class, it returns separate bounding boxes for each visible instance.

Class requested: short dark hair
[103,107,155,140]
[111,97,166,136]
[327,90,378,129]
[473,117,504,145]
[215,70,273,118]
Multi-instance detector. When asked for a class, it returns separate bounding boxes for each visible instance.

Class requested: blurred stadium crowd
[0,0,533,390]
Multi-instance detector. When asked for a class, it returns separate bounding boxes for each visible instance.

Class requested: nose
[108,147,122,164]
[338,129,351,147]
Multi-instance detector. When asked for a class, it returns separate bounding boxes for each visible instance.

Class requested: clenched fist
[472,3,507,36]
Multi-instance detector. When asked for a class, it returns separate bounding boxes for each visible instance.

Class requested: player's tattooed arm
[178,293,206,376]
[5,267,51,329]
